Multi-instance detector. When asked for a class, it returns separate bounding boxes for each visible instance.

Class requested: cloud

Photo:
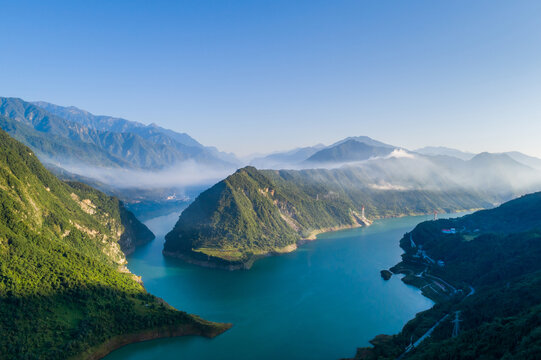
[386,148,416,159]
[55,160,236,190]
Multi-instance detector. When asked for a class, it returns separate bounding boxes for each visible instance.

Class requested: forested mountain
[164,147,541,269]
[0,97,236,170]
[163,163,503,269]
[33,101,201,147]
[350,192,541,359]
[0,129,228,359]
[33,101,239,165]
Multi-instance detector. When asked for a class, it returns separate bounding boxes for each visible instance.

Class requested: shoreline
[163,209,481,271]
[163,243,299,270]
[77,321,232,360]
[164,222,367,270]
[348,214,477,360]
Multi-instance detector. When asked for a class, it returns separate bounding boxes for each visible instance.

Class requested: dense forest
[0,129,228,359]
[350,192,541,359]
[164,166,494,268]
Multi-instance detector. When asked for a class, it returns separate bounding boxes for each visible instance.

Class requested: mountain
[331,136,394,149]
[249,145,325,169]
[163,165,497,269]
[164,148,541,269]
[250,137,395,169]
[0,114,130,168]
[504,151,541,170]
[0,129,229,359]
[305,139,396,164]
[32,101,203,147]
[350,192,541,359]
[0,97,236,170]
[415,146,475,160]
[33,101,241,165]
[465,152,538,196]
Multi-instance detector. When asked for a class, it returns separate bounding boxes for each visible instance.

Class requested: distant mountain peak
[305,137,396,164]
[415,146,475,160]
[331,135,394,149]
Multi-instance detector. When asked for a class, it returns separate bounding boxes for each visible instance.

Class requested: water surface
[106,213,458,360]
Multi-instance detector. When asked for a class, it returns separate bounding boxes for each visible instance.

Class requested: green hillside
[0,129,228,359]
[350,192,541,359]
[164,166,492,269]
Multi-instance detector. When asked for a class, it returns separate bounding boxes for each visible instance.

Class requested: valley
[1,97,541,359]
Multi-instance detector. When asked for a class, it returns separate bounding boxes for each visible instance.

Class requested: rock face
[0,129,226,359]
[380,270,392,280]
[118,205,155,254]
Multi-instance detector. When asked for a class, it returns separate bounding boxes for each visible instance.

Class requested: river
[105,212,460,360]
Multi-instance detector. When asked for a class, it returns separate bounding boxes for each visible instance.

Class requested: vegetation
[350,192,541,359]
[0,97,234,170]
[0,129,228,359]
[164,166,492,268]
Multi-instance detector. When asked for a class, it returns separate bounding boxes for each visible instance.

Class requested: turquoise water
[105,213,453,360]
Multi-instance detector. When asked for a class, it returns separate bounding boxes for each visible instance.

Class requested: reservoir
[105,212,450,360]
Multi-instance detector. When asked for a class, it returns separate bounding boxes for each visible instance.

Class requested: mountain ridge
[0,97,236,170]
[163,164,504,269]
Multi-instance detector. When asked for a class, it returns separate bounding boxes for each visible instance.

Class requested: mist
[45,158,237,190]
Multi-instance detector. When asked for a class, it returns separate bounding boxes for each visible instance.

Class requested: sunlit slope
[0,129,227,359]
[0,97,236,170]
[164,166,492,268]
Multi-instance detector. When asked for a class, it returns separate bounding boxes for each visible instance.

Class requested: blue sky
[2,0,541,157]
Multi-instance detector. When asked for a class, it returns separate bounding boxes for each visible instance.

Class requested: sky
[1,0,541,157]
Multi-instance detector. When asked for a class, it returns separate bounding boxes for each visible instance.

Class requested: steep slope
[350,192,541,359]
[33,101,203,148]
[164,166,494,269]
[0,114,129,168]
[0,129,228,359]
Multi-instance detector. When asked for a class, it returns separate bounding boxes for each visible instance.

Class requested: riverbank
[106,212,441,360]
[77,320,232,360]
[164,222,368,270]
[347,214,474,360]
[164,209,480,271]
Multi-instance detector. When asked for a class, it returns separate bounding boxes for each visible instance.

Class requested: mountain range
[252,137,541,174]
[0,97,238,170]
[163,147,541,269]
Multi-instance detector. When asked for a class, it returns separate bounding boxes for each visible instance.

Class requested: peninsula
[164,166,492,269]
